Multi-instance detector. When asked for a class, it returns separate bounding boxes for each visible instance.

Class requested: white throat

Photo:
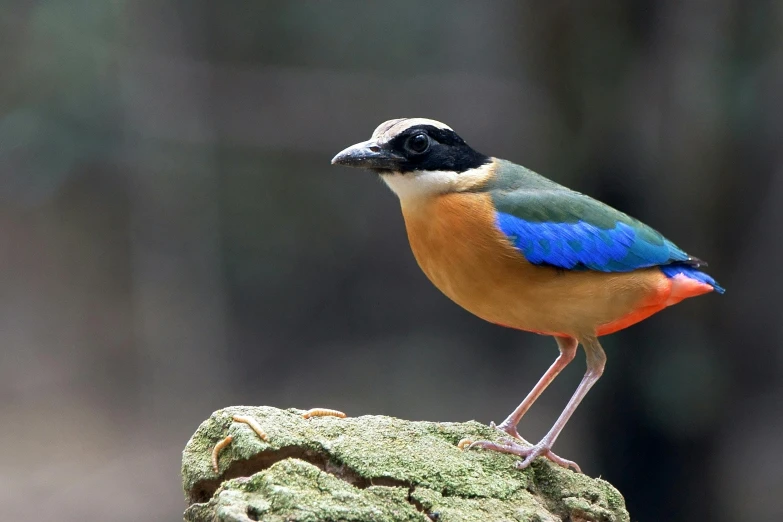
[380,162,494,202]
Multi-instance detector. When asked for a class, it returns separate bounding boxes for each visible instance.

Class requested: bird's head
[331,118,493,201]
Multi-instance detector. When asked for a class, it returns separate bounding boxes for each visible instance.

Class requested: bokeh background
[1,1,781,520]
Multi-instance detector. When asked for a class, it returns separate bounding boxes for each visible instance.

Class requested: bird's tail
[660,264,725,294]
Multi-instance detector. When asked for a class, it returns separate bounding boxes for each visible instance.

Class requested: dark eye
[405,133,430,154]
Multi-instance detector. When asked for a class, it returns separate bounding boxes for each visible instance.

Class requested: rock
[182,406,629,522]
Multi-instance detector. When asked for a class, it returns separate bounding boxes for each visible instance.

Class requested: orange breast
[400,192,676,337]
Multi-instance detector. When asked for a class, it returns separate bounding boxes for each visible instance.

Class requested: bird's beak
[331,140,401,170]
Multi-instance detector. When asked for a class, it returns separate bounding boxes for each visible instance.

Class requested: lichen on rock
[182,406,629,521]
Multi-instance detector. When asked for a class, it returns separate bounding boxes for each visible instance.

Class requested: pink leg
[495,336,578,439]
[471,335,606,473]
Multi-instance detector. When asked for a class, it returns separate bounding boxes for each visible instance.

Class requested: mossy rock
[182,406,629,522]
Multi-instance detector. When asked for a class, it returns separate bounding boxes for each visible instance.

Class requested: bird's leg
[494,336,578,439]
[472,336,606,473]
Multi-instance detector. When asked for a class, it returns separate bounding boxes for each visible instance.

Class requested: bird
[331,118,724,473]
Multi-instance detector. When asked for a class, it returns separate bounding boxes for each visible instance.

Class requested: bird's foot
[467,437,581,473]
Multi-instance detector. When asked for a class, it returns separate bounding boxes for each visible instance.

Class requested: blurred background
[1,1,780,520]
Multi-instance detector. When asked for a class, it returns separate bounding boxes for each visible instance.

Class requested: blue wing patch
[495,212,690,272]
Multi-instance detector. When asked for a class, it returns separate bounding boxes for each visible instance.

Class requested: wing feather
[492,188,698,272]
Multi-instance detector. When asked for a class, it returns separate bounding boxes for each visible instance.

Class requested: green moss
[182,406,630,522]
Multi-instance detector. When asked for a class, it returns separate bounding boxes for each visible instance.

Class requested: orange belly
[399,192,701,337]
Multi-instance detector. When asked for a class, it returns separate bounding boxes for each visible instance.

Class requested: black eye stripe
[381,125,490,173]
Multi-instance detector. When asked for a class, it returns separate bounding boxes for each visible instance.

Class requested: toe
[467,440,509,452]
[467,439,530,458]
[545,450,581,473]
[512,445,581,473]
[515,455,535,470]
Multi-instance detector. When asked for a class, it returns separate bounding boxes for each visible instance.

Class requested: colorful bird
[331,118,723,472]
